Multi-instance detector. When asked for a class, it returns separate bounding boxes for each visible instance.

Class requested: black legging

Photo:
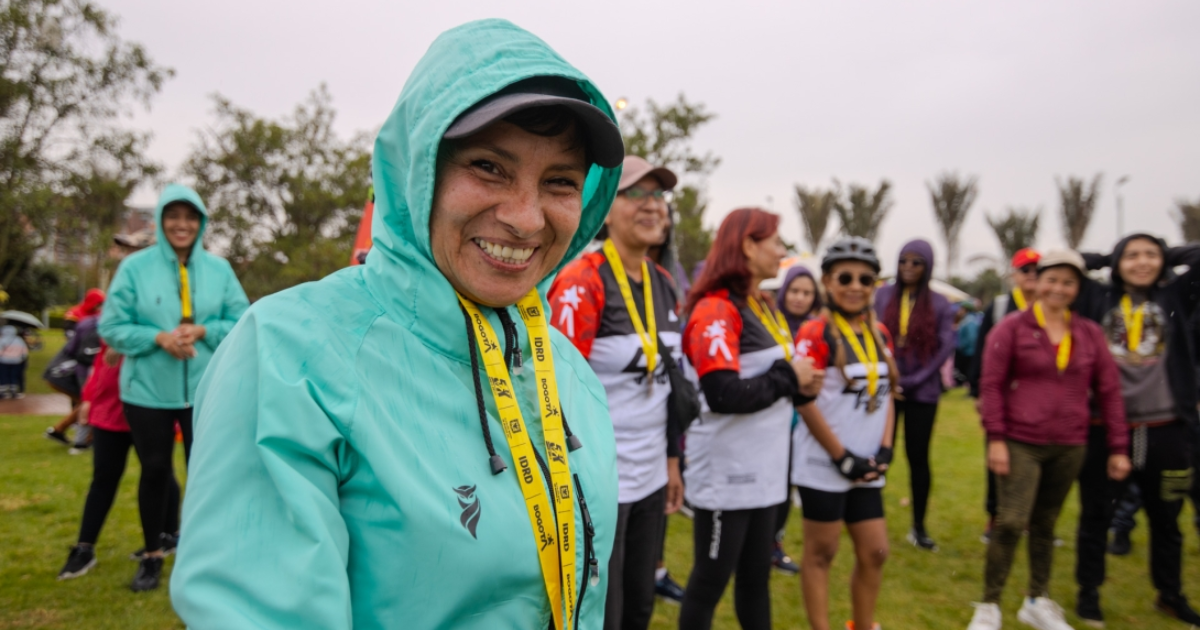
[78,427,180,545]
[606,486,667,630]
[125,403,193,552]
[893,399,937,531]
[679,506,775,630]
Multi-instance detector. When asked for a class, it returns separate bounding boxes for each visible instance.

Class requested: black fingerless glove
[833,451,875,481]
[874,446,894,468]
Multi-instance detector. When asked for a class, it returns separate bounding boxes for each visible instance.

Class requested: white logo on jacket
[704,320,733,361]
[556,286,583,338]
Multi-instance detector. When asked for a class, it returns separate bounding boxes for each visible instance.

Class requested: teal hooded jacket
[98,184,249,409]
[171,20,621,630]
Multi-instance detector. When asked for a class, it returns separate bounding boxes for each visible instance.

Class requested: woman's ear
[742,235,756,260]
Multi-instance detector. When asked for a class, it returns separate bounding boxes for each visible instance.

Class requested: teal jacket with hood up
[99,184,249,409]
[171,20,621,630]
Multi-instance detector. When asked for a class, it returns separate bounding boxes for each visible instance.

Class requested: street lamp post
[1116,175,1130,238]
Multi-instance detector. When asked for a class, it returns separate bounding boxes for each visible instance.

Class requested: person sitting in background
[968,249,1129,630]
[0,325,29,398]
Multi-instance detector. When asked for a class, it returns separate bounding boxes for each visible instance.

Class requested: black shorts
[798,486,884,524]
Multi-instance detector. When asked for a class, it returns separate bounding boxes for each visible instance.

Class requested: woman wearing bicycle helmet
[793,237,899,630]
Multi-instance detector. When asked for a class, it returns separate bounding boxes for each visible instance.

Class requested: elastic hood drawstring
[461,306,507,475]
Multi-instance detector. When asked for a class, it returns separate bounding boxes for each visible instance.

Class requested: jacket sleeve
[968,299,997,398]
[98,261,163,358]
[548,258,605,359]
[979,318,1016,442]
[899,296,957,392]
[699,362,799,414]
[1088,324,1129,455]
[202,260,249,349]
[171,311,353,630]
[1166,243,1200,315]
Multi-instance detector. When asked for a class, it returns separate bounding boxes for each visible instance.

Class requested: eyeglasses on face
[621,188,672,203]
[898,257,926,268]
[1016,264,1038,275]
[836,272,877,287]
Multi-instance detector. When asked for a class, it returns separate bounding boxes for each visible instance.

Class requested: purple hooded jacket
[776,265,822,337]
[873,239,957,404]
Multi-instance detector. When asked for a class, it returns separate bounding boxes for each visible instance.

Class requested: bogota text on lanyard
[602,239,657,379]
[747,295,793,361]
[832,312,882,413]
[1033,301,1072,373]
[458,289,578,630]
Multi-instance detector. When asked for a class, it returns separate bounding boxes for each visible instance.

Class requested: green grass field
[21,328,65,396]
[2,383,1198,628]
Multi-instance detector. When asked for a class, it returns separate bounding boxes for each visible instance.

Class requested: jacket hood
[154,183,209,264]
[899,238,935,287]
[65,288,106,320]
[1109,232,1168,291]
[362,19,621,357]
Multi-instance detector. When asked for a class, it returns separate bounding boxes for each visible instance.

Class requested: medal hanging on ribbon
[747,296,793,361]
[1120,294,1146,364]
[1033,301,1072,373]
[458,290,578,630]
[832,312,881,413]
[602,239,657,388]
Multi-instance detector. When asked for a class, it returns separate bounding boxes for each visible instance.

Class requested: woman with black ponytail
[873,238,956,550]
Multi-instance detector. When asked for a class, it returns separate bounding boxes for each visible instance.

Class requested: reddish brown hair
[686,207,780,312]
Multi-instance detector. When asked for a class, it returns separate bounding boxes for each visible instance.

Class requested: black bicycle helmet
[821,237,881,273]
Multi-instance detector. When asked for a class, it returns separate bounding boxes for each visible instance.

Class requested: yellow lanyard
[602,239,657,376]
[1033,302,1072,373]
[178,264,193,323]
[458,290,577,630]
[1012,287,1028,311]
[747,295,793,361]
[831,312,879,397]
[1120,294,1146,353]
[899,288,914,338]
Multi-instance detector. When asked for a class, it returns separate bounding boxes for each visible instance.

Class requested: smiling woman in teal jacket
[171,19,624,630]
[99,183,248,591]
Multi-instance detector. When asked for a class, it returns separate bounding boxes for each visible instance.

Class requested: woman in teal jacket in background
[99,183,248,592]
[172,20,624,630]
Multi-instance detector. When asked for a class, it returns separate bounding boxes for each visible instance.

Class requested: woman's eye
[470,160,501,175]
[547,177,581,190]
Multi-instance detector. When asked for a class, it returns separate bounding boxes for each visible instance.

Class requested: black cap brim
[444,92,624,168]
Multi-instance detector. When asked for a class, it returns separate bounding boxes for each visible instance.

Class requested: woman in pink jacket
[966,249,1130,630]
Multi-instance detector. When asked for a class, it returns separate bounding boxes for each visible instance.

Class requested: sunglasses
[1016,264,1037,275]
[621,188,672,203]
[836,272,877,287]
[898,257,926,268]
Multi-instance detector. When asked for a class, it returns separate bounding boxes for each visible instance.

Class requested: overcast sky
[106,0,1200,276]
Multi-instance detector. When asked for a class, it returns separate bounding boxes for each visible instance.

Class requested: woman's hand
[176,324,207,345]
[987,441,1010,476]
[103,347,121,367]
[1107,454,1132,481]
[156,331,195,360]
[873,445,894,474]
[791,356,824,397]
[665,457,684,515]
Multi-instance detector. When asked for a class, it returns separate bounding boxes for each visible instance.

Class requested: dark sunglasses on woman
[836,272,877,287]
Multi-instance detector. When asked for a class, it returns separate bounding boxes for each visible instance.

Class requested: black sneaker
[1107,529,1132,556]
[1156,593,1200,625]
[130,556,163,592]
[771,543,800,575]
[57,545,97,580]
[655,571,685,605]
[906,527,939,552]
[44,427,69,445]
[129,532,179,561]
[1076,586,1105,628]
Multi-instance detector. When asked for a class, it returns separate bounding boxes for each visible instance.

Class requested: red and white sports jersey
[681,290,793,511]
[549,252,682,503]
[791,316,894,493]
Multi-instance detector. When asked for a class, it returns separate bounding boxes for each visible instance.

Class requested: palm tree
[986,206,1041,261]
[927,171,979,275]
[832,179,892,242]
[1056,174,1103,249]
[794,185,835,254]
[1174,197,1200,243]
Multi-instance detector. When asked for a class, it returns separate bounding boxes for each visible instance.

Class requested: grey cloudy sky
[107,0,1200,276]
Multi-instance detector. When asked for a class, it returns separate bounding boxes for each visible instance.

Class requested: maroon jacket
[980,308,1128,454]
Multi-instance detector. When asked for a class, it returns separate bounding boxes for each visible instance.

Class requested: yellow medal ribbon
[1033,301,1072,373]
[178,264,193,323]
[458,290,577,630]
[602,239,657,376]
[747,295,793,361]
[1120,294,1146,354]
[832,312,880,397]
[898,288,914,339]
[1012,287,1028,311]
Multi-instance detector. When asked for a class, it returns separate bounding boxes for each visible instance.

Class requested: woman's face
[1118,237,1163,290]
[897,252,927,286]
[1036,266,1080,311]
[742,231,786,282]
[606,175,668,251]
[430,120,589,307]
[162,204,201,253]
[822,261,877,315]
[784,275,817,317]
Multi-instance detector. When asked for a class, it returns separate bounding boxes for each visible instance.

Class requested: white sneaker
[1017,597,1072,630]
[967,602,1002,630]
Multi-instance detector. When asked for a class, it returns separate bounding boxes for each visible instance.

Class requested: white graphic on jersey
[668,310,679,323]
[556,285,583,338]
[704,320,733,361]
[796,339,813,358]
